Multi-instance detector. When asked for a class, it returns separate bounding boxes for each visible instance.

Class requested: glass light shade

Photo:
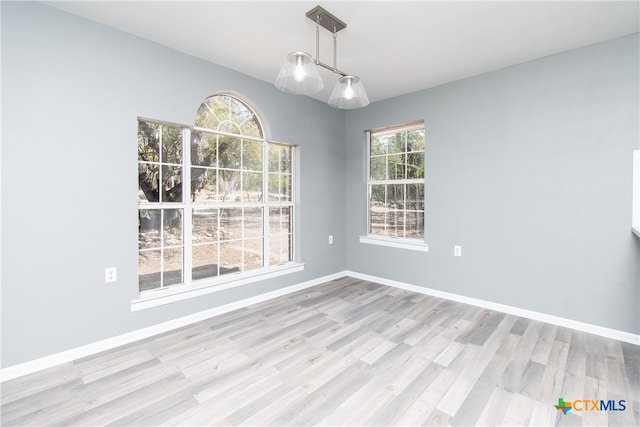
[274,51,324,94]
[328,75,369,109]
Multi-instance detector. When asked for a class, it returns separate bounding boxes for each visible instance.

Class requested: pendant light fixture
[274,5,369,109]
[274,51,324,94]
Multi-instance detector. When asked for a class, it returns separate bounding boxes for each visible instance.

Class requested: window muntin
[368,123,425,239]
[138,95,295,294]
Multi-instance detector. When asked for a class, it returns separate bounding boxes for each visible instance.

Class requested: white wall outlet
[105,267,117,283]
[454,245,462,257]
[328,235,334,245]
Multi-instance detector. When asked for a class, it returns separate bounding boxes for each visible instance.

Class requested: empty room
[1,1,639,426]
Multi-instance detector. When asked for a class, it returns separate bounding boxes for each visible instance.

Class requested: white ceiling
[46,1,639,104]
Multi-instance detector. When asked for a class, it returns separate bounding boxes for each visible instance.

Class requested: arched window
[137,94,297,302]
[195,94,263,138]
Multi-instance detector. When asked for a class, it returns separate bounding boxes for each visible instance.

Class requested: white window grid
[366,122,425,240]
[138,119,295,294]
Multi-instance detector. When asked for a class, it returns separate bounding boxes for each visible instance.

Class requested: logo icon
[554,397,626,415]
[555,398,572,415]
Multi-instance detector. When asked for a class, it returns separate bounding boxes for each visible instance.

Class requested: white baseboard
[2,270,637,382]
[345,270,640,346]
[0,271,344,383]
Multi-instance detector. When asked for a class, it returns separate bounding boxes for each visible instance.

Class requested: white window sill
[131,263,305,312]
[359,235,429,252]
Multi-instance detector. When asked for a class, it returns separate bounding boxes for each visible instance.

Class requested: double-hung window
[363,122,427,250]
[137,94,296,299]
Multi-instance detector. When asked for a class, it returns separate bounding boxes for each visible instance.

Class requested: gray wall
[1,2,346,368]
[345,34,640,335]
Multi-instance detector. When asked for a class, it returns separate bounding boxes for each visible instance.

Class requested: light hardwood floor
[1,277,638,426]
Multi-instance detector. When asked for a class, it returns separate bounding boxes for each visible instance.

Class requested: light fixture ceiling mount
[305,5,346,34]
[274,5,369,109]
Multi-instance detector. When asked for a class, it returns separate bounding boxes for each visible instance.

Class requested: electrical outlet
[454,245,462,257]
[328,235,334,245]
[105,267,117,283]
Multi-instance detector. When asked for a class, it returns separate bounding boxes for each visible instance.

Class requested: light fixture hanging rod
[333,29,338,71]
[308,5,348,76]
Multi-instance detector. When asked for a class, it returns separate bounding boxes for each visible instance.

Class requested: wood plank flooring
[1,277,638,426]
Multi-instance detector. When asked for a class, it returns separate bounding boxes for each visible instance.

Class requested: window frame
[360,121,428,252]
[137,119,188,292]
[134,96,302,310]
